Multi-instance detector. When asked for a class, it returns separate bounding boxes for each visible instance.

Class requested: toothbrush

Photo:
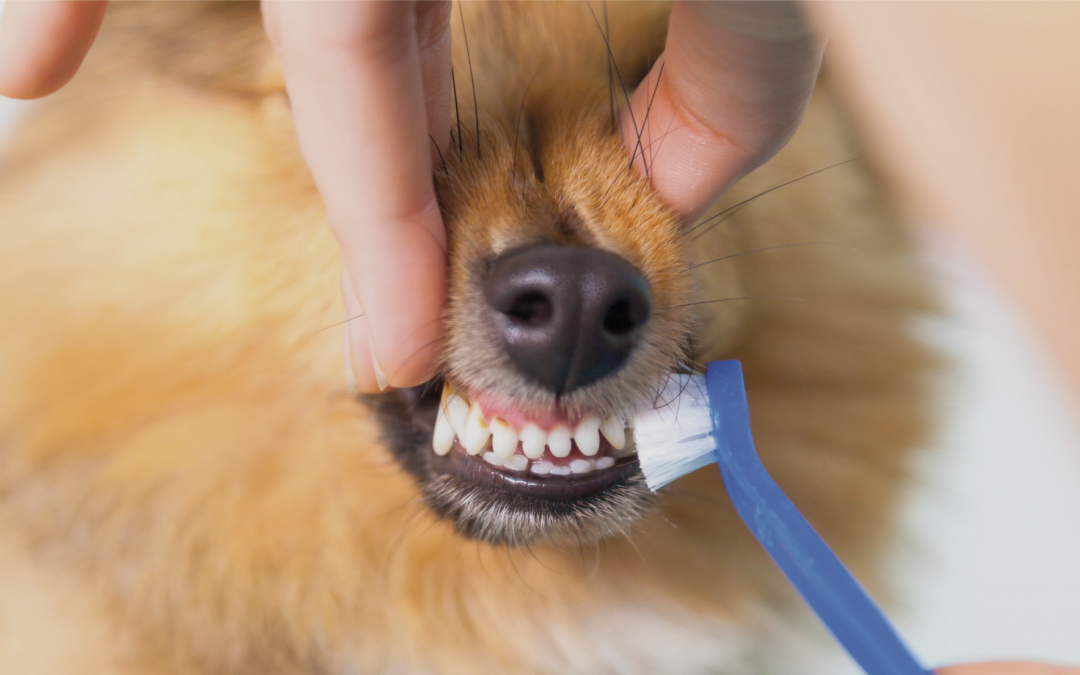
[633,360,930,675]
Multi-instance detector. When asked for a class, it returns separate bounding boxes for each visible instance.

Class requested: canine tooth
[595,456,615,470]
[570,458,595,474]
[432,406,455,456]
[491,418,519,459]
[574,414,601,456]
[463,402,490,455]
[599,415,626,450]
[610,429,637,457]
[445,394,470,438]
[547,426,572,458]
[550,465,571,476]
[530,461,554,475]
[482,452,503,467]
[503,454,529,472]
[520,424,546,459]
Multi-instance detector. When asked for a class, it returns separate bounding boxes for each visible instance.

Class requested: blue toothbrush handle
[706,361,930,675]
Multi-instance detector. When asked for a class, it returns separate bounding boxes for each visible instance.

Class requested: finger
[265,1,452,392]
[0,0,108,99]
[340,263,381,393]
[621,1,825,221]
[938,663,1080,675]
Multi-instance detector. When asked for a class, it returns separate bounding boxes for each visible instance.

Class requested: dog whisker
[627,62,665,178]
[681,241,856,274]
[687,157,864,240]
[458,3,481,158]
[658,296,808,311]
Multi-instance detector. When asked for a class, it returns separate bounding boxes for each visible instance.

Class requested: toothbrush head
[632,373,717,491]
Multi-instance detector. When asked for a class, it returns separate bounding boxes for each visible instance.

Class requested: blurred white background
[1,1,1078,671]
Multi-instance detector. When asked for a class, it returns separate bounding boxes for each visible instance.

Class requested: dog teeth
[491,418,519,459]
[569,458,595,474]
[599,415,626,450]
[519,423,546,459]
[463,401,491,455]
[445,393,470,438]
[502,454,529,472]
[574,414,601,456]
[610,428,637,457]
[432,406,455,456]
[546,426,572,458]
[433,383,633,476]
[530,461,553,475]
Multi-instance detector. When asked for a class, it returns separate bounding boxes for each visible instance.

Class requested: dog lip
[433,441,640,501]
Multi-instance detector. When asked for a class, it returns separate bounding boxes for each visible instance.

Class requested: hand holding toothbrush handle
[707,361,930,675]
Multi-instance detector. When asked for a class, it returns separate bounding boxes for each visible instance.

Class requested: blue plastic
[706,360,930,675]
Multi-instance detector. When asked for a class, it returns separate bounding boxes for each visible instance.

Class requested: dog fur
[0,3,937,673]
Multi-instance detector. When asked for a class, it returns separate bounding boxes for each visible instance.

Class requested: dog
[0,3,937,673]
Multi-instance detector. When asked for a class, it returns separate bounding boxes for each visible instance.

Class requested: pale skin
[1,2,1078,668]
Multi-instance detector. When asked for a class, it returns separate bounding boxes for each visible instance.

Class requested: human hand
[939,663,1080,675]
[262,2,451,392]
[0,0,823,392]
[619,1,826,221]
[0,0,452,393]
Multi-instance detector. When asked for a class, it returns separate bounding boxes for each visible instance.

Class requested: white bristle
[632,374,717,491]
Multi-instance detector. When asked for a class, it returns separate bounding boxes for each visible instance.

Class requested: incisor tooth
[530,461,553,475]
[570,458,594,474]
[446,395,470,437]
[574,414,601,456]
[547,426,572,458]
[599,415,626,450]
[491,418,519,459]
[432,406,454,456]
[520,424,546,459]
[503,454,529,472]
[463,402,490,455]
[595,456,615,470]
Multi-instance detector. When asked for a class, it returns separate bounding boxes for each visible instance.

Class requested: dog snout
[483,244,651,394]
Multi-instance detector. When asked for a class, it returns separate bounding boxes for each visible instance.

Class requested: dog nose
[483,244,651,394]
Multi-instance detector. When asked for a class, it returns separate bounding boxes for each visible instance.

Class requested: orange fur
[0,3,937,673]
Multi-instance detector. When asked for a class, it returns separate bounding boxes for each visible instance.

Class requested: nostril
[603,298,638,336]
[504,291,554,327]
[483,244,652,393]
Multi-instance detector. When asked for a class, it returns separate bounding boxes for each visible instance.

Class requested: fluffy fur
[0,3,937,674]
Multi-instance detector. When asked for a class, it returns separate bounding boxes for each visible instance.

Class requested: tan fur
[0,3,937,674]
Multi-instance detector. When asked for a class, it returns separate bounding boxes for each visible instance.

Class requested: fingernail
[368,331,389,392]
[343,323,357,394]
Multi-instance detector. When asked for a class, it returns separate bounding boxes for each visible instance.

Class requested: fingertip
[936,663,1080,675]
[343,319,388,394]
[0,1,108,100]
[382,322,443,390]
[339,265,384,394]
[619,67,751,221]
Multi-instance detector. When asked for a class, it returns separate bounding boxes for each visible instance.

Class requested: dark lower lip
[432,443,640,501]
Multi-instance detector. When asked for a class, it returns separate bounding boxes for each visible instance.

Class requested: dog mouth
[368,378,654,546]
[430,382,640,501]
